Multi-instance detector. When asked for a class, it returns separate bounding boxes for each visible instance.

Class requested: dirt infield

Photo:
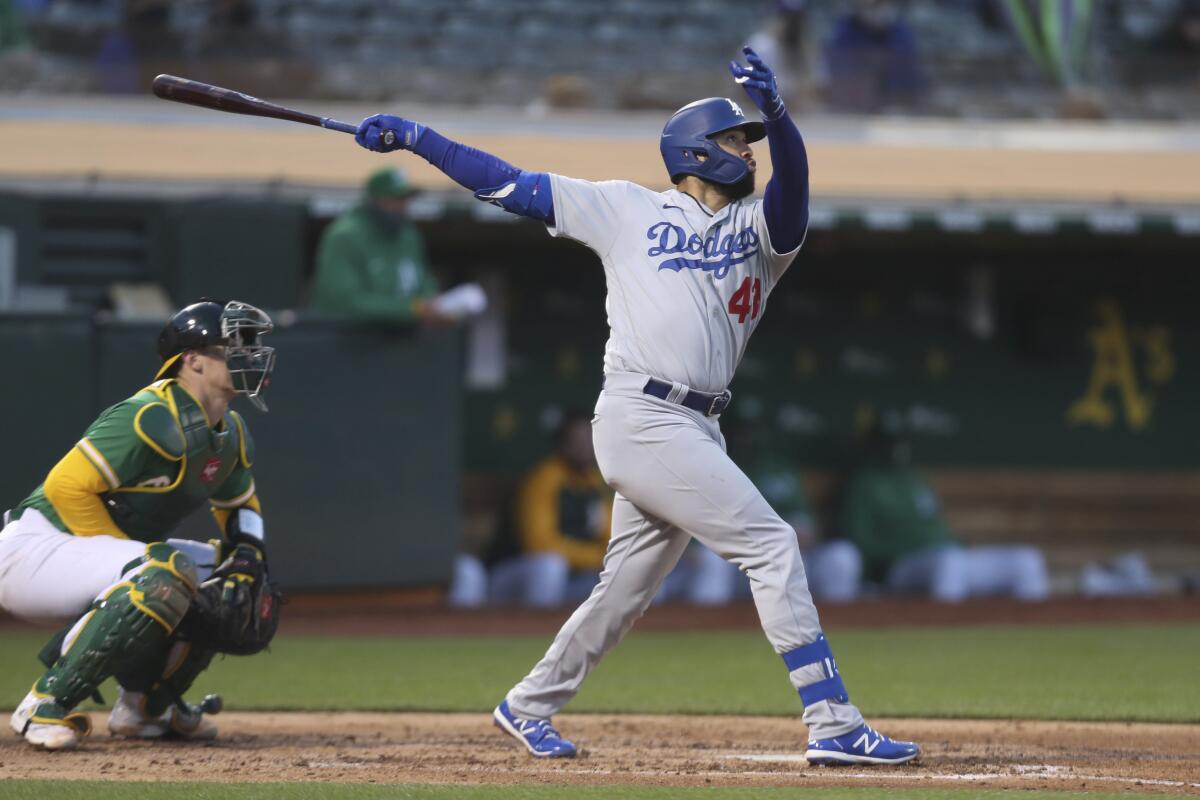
[2,713,1198,794]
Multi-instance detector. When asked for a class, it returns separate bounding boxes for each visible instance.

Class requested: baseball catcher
[0,300,280,750]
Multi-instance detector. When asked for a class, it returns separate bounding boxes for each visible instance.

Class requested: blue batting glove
[729,46,785,120]
[355,114,424,153]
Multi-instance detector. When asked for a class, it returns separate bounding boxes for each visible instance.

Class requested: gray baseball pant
[506,374,865,739]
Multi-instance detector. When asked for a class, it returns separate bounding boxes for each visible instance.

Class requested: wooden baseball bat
[151,74,395,147]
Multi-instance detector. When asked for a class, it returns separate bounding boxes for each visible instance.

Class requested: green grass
[2,623,1198,722]
[0,782,1163,800]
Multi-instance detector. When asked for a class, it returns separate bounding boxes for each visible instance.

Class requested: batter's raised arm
[355,114,556,224]
[729,47,810,253]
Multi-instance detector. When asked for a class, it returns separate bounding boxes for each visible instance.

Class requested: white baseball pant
[0,509,218,622]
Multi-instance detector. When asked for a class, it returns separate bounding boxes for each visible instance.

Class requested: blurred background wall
[1,0,1198,593]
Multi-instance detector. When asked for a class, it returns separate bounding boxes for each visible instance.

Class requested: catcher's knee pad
[121,543,199,630]
[36,545,198,709]
[782,634,850,707]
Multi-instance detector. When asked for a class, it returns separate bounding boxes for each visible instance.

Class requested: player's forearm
[211,493,261,530]
[356,115,555,223]
[762,111,810,253]
[411,126,522,193]
[414,127,557,224]
[212,493,266,564]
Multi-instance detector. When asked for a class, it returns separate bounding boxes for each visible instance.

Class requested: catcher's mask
[156,300,277,412]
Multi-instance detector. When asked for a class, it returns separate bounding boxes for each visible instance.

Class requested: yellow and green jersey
[515,457,612,572]
[12,379,260,542]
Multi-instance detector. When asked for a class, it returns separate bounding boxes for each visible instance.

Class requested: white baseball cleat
[11,689,92,750]
[168,703,218,741]
[108,688,217,741]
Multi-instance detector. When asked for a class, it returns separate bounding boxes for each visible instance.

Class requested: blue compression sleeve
[762,111,810,253]
[410,126,554,224]
[411,127,521,193]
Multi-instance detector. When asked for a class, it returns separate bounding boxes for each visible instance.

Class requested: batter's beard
[720,171,756,202]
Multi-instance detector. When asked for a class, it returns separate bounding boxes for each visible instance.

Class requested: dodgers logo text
[646,221,759,279]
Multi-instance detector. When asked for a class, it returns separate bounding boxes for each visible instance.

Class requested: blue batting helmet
[660,97,765,186]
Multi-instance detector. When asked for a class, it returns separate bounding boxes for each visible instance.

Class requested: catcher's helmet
[157,300,225,367]
[660,97,765,186]
[156,300,276,412]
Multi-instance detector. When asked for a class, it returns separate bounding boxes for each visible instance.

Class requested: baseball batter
[355,48,918,765]
[0,300,280,750]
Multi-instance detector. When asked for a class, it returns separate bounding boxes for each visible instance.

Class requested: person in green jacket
[0,0,30,55]
[311,167,452,324]
[839,422,1049,602]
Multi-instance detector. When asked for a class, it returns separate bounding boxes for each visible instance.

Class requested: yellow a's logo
[1068,301,1174,430]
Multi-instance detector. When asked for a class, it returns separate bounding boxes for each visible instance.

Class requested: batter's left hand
[730,46,785,120]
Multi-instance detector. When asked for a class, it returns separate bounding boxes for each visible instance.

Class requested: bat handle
[321,118,358,135]
[323,118,397,148]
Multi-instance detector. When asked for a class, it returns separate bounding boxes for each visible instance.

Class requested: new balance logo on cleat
[854,730,881,755]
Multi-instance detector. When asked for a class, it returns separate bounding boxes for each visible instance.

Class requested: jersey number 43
[727,277,762,324]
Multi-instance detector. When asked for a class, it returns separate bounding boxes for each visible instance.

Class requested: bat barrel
[152,74,324,127]
[153,74,366,139]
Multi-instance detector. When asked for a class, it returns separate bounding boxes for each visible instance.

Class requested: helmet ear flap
[669,146,705,181]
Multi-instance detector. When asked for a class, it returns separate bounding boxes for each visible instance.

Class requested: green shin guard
[37,624,105,705]
[36,545,197,710]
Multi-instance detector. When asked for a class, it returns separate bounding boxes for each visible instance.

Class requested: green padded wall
[170,198,308,309]
[0,315,95,511]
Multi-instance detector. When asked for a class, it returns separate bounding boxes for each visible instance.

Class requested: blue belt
[643,378,731,417]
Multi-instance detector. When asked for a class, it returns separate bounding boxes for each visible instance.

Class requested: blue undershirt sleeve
[410,127,521,191]
[410,127,554,225]
[761,111,810,254]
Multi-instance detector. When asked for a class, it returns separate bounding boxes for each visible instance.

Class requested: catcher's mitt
[177,543,281,656]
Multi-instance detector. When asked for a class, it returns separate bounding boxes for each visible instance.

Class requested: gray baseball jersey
[546,177,802,393]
